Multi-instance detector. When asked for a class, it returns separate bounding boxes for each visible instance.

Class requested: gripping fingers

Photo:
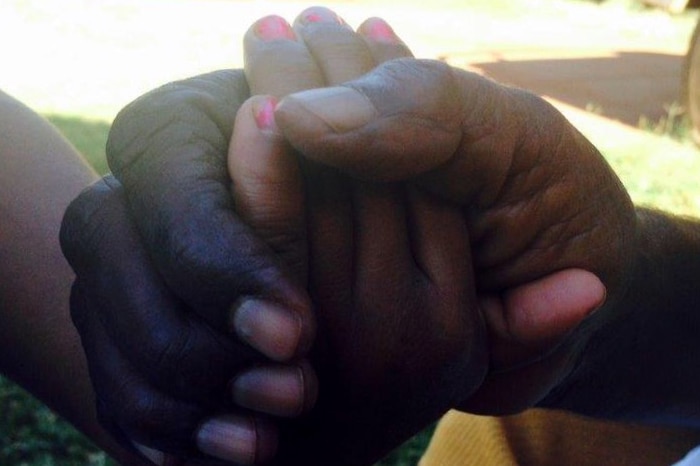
[292,7,375,85]
[229,96,308,286]
[105,70,312,352]
[357,17,414,63]
[245,9,413,99]
[244,15,324,97]
[274,59,467,182]
[73,283,279,465]
[61,179,257,402]
[61,179,315,419]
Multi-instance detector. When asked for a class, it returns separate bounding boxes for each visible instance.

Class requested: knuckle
[59,176,124,269]
[107,70,247,179]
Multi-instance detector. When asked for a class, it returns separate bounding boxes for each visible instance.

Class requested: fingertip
[231,298,313,362]
[357,17,400,44]
[231,361,318,417]
[295,6,348,28]
[250,95,281,135]
[505,269,607,343]
[250,15,296,42]
[196,415,277,465]
[277,86,376,135]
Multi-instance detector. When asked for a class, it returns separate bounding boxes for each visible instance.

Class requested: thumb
[481,269,606,370]
[274,58,475,181]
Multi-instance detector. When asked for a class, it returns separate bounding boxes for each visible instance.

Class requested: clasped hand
[60,7,635,466]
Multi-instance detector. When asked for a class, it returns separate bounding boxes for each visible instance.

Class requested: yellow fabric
[421,409,700,466]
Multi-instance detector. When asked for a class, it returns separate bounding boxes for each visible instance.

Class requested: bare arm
[0,90,150,464]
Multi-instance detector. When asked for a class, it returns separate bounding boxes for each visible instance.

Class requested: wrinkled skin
[272,58,637,413]
[61,7,636,466]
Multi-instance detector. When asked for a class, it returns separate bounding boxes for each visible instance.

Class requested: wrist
[540,207,700,426]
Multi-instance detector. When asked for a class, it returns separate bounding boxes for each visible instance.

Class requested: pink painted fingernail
[254,15,295,41]
[361,18,399,43]
[253,97,278,132]
[299,6,345,25]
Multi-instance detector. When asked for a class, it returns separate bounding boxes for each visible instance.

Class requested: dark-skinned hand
[270,49,635,415]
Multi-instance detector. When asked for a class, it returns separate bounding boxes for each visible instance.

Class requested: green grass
[0,376,113,466]
[48,115,111,174]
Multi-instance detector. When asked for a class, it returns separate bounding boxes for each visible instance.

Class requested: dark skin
[63,11,486,465]
[230,11,606,465]
[61,6,700,466]
[234,12,486,465]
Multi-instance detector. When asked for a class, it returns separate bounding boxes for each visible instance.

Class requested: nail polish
[362,18,399,43]
[253,97,278,132]
[254,15,295,41]
[299,6,345,25]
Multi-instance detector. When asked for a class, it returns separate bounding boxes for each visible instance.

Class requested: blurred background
[1,0,699,464]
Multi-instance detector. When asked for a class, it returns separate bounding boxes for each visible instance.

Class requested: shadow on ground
[470,51,684,127]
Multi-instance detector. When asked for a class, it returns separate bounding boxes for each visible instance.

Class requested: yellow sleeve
[421,409,700,466]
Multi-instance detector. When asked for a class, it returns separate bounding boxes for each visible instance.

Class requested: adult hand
[60,8,434,465]
[230,8,486,465]
[272,58,633,414]
[61,73,317,464]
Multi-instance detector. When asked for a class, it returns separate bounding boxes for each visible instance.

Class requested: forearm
[0,90,149,464]
[543,207,700,427]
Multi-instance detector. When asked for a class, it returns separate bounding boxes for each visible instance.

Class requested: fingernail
[196,417,256,464]
[232,298,302,361]
[252,97,280,134]
[360,18,400,43]
[232,365,306,417]
[298,6,345,25]
[280,87,376,133]
[254,15,295,41]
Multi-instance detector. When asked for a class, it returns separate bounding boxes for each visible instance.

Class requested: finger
[482,269,606,369]
[105,71,312,350]
[72,282,279,465]
[231,360,318,418]
[243,15,324,96]
[460,269,606,415]
[405,188,471,288]
[274,59,471,182]
[501,268,606,343]
[303,163,354,361]
[404,188,488,395]
[274,59,633,290]
[228,96,308,284]
[293,6,375,85]
[60,180,304,409]
[351,182,411,291]
[356,17,414,63]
